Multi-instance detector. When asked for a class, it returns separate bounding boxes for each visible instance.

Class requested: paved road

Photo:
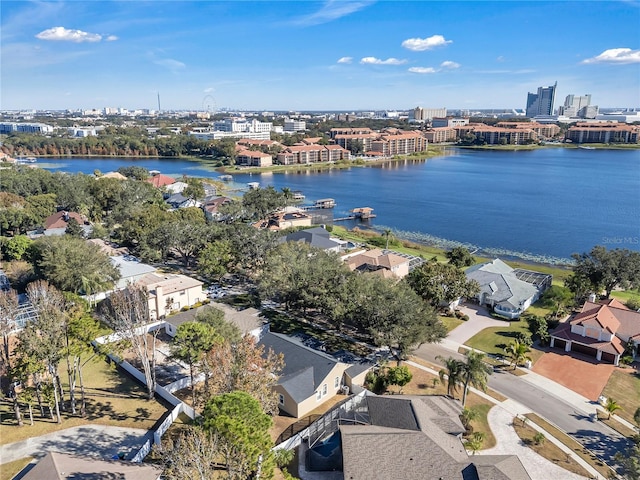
[414,342,631,466]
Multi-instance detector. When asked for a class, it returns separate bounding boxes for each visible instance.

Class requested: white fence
[96,322,198,463]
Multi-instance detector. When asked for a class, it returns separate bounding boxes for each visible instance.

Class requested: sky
[1,1,639,112]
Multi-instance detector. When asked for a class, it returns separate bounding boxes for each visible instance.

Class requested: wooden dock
[334,214,377,222]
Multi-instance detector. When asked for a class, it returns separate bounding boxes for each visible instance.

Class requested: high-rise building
[558,94,592,117]
[525,82,557,118]
[409,107,447,123]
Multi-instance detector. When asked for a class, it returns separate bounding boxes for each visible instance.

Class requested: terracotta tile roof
[551,322,625,355]
[146,173,176,187]
[571,304,621,334]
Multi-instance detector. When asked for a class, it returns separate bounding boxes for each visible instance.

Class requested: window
[322,384,328,396]
[316,390,321,401]
[334,377,340,389]
[279,394,285,405]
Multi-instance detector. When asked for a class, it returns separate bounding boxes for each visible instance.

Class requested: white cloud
[401,35,452,51]
[496,55,505,62]
[408,67,437,74]
[360,57,407,65]
[337,56,353,64]
[293,1,374,26]
[440,61,460,69]
[106,35,118,42]
[204,87,215,93]
[154,58,186,72]
[582,48,640,64]
[35,26,103,43]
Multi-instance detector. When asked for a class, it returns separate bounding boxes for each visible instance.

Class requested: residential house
[465,259,551,319]
[21,452,162,480]
[136,272,204,320]
[281,226,342,253]
[165,192,202,209]
[100,171,128,180]
[36,210,92,237]
[146,173,176,188]
[164,303,267,339]
[259,331,352,418]
[335,395,531,480]
[345,248,411,279]
[550,297,640,365]
[110,256,157,290]
[164,181,188,195]
[254,207,312,231]
[203,196,233,221]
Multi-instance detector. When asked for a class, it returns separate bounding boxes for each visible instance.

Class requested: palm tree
[383,228,393,249]
[460,407,478,432]
[504,339,531,370]
[461,350,492,407]
[604,398,622,420]
[437,355,464,399]
[465,431,485,455]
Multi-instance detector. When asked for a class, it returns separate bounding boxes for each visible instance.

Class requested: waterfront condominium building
[525,82,557,118]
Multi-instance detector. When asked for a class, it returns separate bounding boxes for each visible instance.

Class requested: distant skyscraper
[525,82,557,118]
[558,94,592,117]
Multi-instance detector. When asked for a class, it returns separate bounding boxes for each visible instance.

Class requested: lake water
[38,148,640,263]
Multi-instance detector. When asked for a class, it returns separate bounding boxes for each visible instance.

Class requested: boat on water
[247,182,260,189]
[578,145,596,150]
[219,174,233,181]
[16,156,37,163]
[292,190,305,200]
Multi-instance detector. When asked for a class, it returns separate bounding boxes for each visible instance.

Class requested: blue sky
[2,1,639,111]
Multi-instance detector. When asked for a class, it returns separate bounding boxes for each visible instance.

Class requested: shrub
[461,315,469,321]
[181,306,190,312]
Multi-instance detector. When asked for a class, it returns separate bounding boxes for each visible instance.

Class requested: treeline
[0,129,237,162]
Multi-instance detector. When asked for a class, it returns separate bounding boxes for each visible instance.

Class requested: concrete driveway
[0,425,150,465]
[445,304,510,346]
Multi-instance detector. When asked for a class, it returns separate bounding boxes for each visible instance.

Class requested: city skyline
[1,1,639,112]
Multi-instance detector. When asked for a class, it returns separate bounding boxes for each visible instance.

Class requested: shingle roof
[282,227,342,251]
[22,451,162,480]
[466,259,538,309]
[259,331,343,403]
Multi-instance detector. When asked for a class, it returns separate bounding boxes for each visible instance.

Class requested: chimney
[588,293,597,303]
[63,211,69,222]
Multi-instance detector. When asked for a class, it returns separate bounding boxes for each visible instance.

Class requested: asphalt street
[413,342,631,466]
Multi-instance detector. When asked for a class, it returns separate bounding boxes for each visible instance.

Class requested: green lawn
[600,368,640,426]
[439,315,465,333]
[610,289,640,305]
[0,354,171,446]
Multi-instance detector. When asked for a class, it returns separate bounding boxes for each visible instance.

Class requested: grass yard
[512,419,591,478]
[600,368,640,426]
[0,457,33,480]
[464,319,545,365]
[525,413,616,479]
[0,355,170,446]
[610,288,640,305]
[439,315,465,333]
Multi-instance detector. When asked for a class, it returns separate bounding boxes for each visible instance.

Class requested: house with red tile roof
[146,173,176,188]
[550,297,640,365]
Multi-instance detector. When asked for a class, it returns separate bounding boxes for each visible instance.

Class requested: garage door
[572,343,598,358]
[601,352,617,364]
[553,339,566,350]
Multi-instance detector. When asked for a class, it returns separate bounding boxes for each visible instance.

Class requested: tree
[446,246,475,268]
[202,335,284,415]
[33,235,120,293]
[16,281,67,423]
[533,432,546,445]
[541,285,574,319]
[383,228,393,250]
[198,240,234,281]
[159,425,221,480]
[102,284,157,400]
[603,398,621,419]
[203,391,275,480]
[571,246,640,298]
[460,407,478,432]
[384,365,412,393]
[241,186,286,221]
[171,321,220,408]
[504,339,531,370]
[406,260,480,308]
[182,177,205,201]
[195,307,241,343]
[117,166,149,180]
[437,356,464,398]
[64,217,85,237]
[460,350,492,407]
[3,235,33,261]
